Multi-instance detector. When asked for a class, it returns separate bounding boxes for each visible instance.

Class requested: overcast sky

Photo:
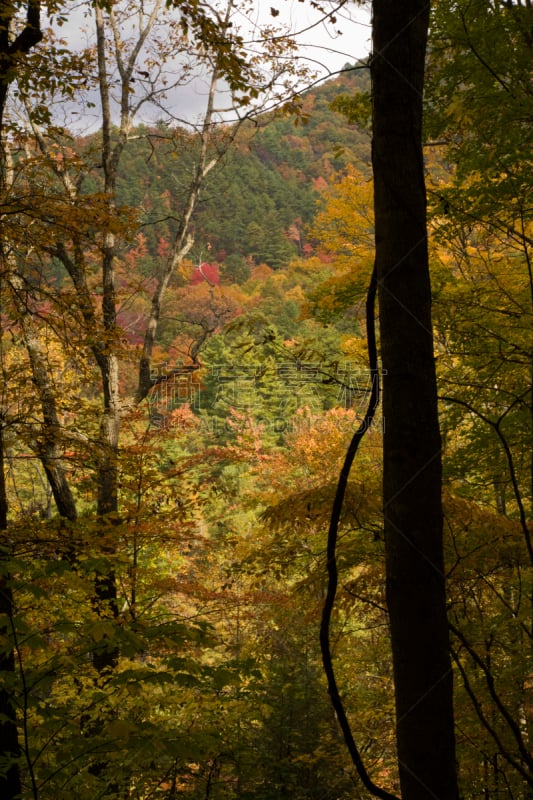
[252,1,371,73]
[48,1,371,131]
[174,1,371,123]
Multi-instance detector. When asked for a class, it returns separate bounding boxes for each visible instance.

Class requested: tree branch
[319,263,397,800]
[450,624,533,782]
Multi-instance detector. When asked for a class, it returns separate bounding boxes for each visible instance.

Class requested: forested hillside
[0,2,531,800]
[107,64,370,274]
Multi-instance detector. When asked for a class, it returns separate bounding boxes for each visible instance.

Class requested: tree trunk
[0,10,43,790]
[0,426,21,800]
[0,1,43,134]
[371,2,459,798]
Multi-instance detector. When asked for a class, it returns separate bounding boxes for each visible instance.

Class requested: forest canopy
[0,2,531,799]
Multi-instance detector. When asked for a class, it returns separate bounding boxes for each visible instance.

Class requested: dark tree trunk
[0,1,43,134]
[0,10,43,794]
[0,427,21,800]
[371,2,459,798]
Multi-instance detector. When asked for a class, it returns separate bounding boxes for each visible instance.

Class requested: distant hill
[110,65,370,274]
[249,64,371,180]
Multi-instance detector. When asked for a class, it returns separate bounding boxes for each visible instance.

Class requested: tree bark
[371,2,459,798]
[0,0,42,134]
[0,427,21,800]
[0,8,42,791]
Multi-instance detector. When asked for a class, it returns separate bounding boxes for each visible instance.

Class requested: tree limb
[319,263,398,800]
